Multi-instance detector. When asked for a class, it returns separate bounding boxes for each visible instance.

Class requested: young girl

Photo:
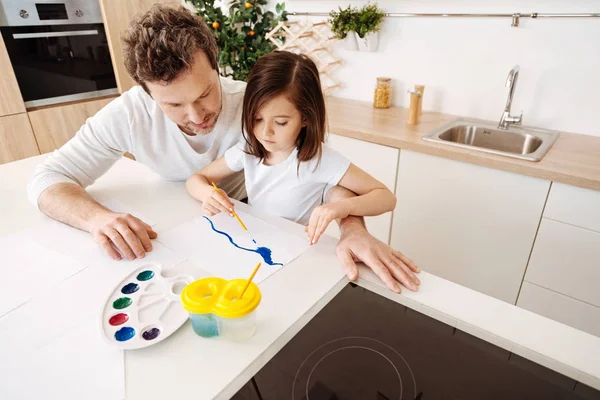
[186,51,396,245]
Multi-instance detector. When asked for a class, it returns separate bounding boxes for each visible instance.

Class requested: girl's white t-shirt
[224,140,351,225]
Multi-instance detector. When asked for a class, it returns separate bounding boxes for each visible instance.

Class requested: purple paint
[142,327,161,341]
[109,313,129,326]
[115,327,135,342]
[121,282,139,294]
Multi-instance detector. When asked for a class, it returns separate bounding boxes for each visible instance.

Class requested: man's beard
[184,113,218,135]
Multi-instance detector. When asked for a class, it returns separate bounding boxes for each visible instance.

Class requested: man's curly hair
[122,5,219,92]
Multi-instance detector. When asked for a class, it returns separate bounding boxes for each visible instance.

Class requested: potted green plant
[188,0,287,81]
[354,3,385,52]
[328,5,359,50]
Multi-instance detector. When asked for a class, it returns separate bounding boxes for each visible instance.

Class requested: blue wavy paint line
[203,216,283,266]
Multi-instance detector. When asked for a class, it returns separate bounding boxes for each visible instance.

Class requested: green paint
[137,270,155,281]
[113,297,132,310]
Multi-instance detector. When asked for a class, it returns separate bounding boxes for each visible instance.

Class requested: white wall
[278,0,600,136]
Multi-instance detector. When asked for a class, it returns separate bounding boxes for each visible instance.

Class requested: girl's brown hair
[242,51,327,163]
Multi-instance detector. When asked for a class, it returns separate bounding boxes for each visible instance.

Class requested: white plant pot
[355,31,379,52]
[342,31,358,50]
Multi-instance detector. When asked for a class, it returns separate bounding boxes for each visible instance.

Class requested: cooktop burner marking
[306,346,403,400]
[292,336,417,400]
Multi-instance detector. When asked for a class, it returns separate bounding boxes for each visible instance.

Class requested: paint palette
[100,263,193,350]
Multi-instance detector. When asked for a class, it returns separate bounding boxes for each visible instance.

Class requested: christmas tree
[188,0,287,81]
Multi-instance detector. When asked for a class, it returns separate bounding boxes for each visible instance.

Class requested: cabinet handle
[13,30,99,39]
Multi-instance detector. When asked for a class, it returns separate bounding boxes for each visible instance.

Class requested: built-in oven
[0,0,118,108]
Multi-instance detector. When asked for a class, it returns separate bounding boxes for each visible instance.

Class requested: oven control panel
[0,0,102,26]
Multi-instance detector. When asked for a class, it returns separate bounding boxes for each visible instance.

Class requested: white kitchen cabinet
[524,218,600,308]
[518,282,600,338]
[390,150,550,304]
[518,183,600,335]
[544,182,600,233]
[324,133,400,244]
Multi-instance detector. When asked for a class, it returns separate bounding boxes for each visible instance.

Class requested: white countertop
[1,155,599,399]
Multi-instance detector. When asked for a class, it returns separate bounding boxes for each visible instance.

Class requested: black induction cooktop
[232,284,600,400]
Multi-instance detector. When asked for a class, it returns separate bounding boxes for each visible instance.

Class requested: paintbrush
[239,262,261,299]
[211,181,257,244]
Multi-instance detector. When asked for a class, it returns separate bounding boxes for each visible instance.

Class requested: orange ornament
[249,30,255,36]
[245,2,252,9]
[212,21,220,29]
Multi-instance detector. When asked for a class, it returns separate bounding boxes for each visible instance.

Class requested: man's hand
[89,211,157,261]
[323,184,420,293]
[336,218,420,293]
[37,183,158,261]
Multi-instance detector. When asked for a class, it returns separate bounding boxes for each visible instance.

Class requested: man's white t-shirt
[27,76,248,206]
[224,140,351,225]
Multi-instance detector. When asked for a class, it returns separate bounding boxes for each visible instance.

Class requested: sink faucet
[498,65,523,130]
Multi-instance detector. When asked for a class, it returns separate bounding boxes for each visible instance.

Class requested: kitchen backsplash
[271,0,600,137]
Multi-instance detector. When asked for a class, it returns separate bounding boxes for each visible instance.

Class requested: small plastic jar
[181,277,261,341]
[373,77,392,109]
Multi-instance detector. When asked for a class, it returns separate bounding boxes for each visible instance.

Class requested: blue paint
[115,327,135,342]
[190,313,219,338]
[121,282,139,294]
[203,216,283,266]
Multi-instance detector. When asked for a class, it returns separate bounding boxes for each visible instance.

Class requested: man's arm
[27,92,156,261]
[324,185,420,293]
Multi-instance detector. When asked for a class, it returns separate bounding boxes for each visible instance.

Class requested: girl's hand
[202,187,234,217]
[307,202,351,245]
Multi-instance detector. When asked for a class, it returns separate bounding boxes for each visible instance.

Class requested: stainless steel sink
[422,120,559,161]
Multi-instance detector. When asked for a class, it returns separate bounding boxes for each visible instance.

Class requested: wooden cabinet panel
[99,0,181,93]
[0,114,39,164]
[525,218,600,308]
[0,34,26,116]
[391,150,550,304]
[28,97,115,154]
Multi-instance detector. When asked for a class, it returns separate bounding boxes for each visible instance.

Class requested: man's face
[146,50,222,136]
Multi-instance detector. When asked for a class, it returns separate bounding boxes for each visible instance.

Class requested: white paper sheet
[0,232,87,318]
[0,195,181,400]
[158,210,310,283]
[0,316,124,400]
[0,262,128,400]
[0,242,186,352]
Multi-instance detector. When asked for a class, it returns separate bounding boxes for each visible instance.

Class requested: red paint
[109,313,129,326]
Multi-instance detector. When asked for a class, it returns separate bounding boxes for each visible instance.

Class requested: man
[27,5,419,293]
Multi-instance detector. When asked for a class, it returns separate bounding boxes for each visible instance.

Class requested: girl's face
[253,93,306,159]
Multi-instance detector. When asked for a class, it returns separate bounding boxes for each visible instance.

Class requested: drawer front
[518,282,600,338]
[526,218,600,307]
[544,182,600,233]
